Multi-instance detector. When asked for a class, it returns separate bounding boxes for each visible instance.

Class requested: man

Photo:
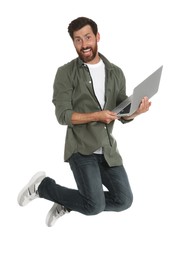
[18,17,151,227]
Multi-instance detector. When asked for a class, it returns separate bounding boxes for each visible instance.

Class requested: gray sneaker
[46,203,69,227]
[17,171,46,206]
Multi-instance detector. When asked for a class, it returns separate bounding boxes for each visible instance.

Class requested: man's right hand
[71,110,118,125]
[95,110,118,124]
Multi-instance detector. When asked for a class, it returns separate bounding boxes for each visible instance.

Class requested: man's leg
[38,153,106,215]
[95,154,133,212]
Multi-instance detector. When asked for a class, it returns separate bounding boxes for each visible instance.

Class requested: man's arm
[71,97,151,125]
[71,110,118,125]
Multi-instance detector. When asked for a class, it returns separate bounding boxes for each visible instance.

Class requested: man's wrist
[122,111,138,121]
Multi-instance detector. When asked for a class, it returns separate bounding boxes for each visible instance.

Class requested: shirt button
[89,81,91,83]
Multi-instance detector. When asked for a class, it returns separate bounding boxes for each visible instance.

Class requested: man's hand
[136,96,151,114]
[122,96,151,121]
[96,110,118,124]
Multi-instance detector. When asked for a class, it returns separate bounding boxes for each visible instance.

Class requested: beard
[77,44,98,63]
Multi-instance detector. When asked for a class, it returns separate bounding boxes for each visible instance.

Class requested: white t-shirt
[86,59,105,109]
[86,59,105,154]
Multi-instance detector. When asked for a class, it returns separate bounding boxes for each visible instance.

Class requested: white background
[1,0,186,259]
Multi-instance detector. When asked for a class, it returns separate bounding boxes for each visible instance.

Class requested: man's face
[73,25,100,64]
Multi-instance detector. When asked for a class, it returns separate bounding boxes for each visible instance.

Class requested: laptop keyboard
[118,103,131,114]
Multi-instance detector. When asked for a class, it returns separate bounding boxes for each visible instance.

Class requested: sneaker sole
[17,171,46,206]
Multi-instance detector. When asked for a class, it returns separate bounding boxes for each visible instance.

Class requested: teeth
[83,48,91,53]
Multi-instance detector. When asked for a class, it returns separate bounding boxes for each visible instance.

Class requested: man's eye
[75,39,81,44]
[86,36,91,40]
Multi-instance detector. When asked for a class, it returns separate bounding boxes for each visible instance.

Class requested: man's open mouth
[82,48,92,53]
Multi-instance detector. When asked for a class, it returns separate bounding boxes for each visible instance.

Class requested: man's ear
[96,32,100,42]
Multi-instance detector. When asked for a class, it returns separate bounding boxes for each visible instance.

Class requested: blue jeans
[38,153,133,215]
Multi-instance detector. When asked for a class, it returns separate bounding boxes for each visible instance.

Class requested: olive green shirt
[52,53,132,166]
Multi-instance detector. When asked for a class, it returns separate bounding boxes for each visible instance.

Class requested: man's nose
[82,40,87,48]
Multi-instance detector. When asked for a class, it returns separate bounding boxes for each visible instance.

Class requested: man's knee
[116,193,133,211]
[84,200,106,215]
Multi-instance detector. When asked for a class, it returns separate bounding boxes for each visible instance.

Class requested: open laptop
[112,65,163,116]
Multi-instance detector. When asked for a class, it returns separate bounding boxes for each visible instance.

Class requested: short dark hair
[68,17,98,39]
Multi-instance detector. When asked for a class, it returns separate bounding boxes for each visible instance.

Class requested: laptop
[112,65,163,116]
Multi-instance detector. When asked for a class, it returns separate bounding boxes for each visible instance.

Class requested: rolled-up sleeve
[52,67,74,128]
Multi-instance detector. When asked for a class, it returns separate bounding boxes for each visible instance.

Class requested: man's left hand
[122,96,151,121]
